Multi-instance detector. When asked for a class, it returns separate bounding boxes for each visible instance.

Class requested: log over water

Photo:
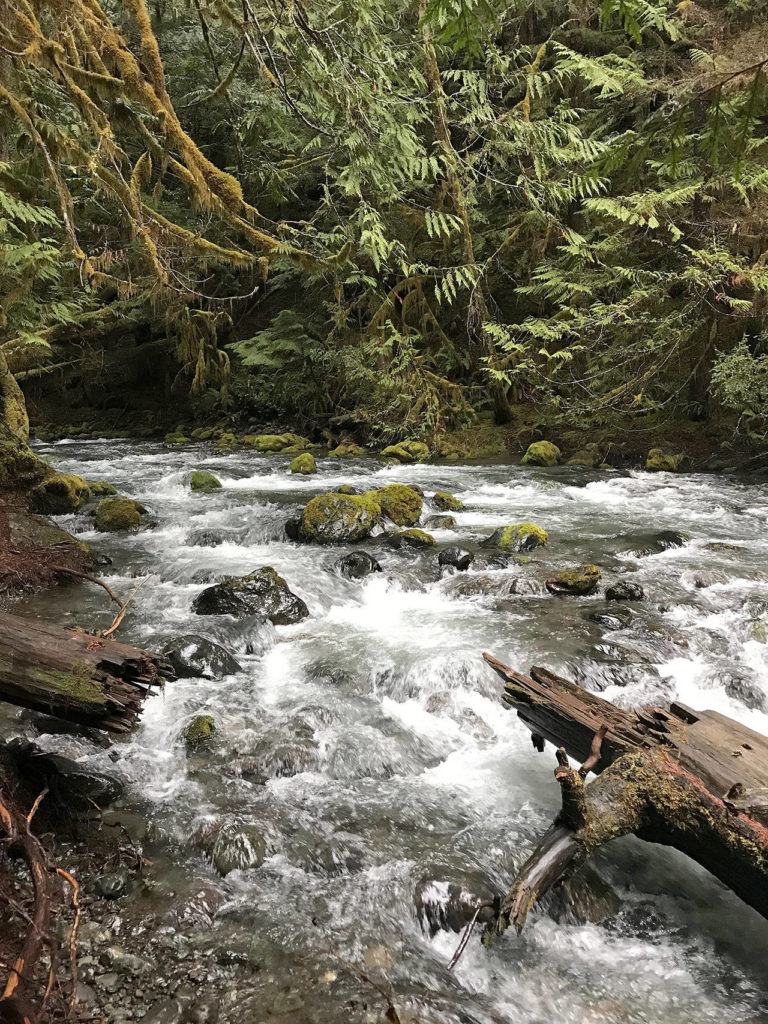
[483,652,768,935]
[0,611,174,732]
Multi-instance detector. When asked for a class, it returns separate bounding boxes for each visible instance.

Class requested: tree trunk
[483,653,768,935]
[0,611,174,732]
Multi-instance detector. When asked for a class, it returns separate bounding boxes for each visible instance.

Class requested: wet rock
[289,452,317,474]
[185,470,222,493]
[30,472,91,514]
[333,551,382,579]
[163,884,223,929]
[646,448,685,472]
[605,580,644,601]
[96,553,113,566]
[414,876,495,936]
[380,440,429,463]
[706,541,741,553]
[165,634,241,679]
[588,607,632,630]
[4,739,122,808]
[96,869,131,900]
[184,715,216,751]
[653,529,690,550]
[88,480,118,496]
[92,496,145,532]
[424,514,456,529]
[388,529,435,549]
[335,484,358,495]
[211,822,267,875]
[370,483,422,526]
[438,546,474,571]
[328,444,366,458]
[408,483,425,496]
[433,491,465,512]
[193,567,309,625]
[521,440,560,466]
[545,866,621,925]
[482,523,548,552]
[139,998,186,1024]
[246,740,320,781]
[242,433,310,452]
[567,444,602,468]
[299,492,382,543]
[6,511,93,563]
[714,670,767,711]
[186,527,241,547]
[95,971,120,993]
[284,517,301,541]
[547,564,601,595]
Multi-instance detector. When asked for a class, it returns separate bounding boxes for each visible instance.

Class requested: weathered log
[483,652,768,935]
[0,611,173,732]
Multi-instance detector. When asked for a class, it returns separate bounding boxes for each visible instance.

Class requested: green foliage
[712,340,768,421]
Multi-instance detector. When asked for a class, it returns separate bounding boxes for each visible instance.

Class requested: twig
[579,724,608,778]
[103,577,148,637]
[51,567,123,611]
[56,868,81,1013]
[447,901,494,970]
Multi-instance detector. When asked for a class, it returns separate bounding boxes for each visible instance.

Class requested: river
[12,440,768,1022]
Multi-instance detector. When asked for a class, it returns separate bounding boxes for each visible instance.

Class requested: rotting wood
[0,610,174,732]
[481,652,768,937]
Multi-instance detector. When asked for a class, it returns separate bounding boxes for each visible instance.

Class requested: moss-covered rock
[289,452,317,475]
[88,480,118,497]
[243,433,310,452]
[380,444,414,463]
[165,431,189,444]
[424,514,456,529]
[400,440,430,462]
[521,441,561,466]
[646,448,685,472]
[191,426,216,441]
[433,491,465,512]
[371,484,422,526]
[328,443,367,458]
[483,523,548,552]
[547,564,601,596]
[92,496,145,532]
[186,470,222,493]
[299,492,382,543]
[389,528,435,548]
[216,432,239,451]
[184,715,216,751]
[31,473,91,514]
[0,439,52,492]
[193,566,309,624]
[567,445,602,468]
[336,484,358,495]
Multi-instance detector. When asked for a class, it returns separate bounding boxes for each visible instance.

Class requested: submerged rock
[606,580,645,601]
[211,822,266,876]
[92,496,145,532]
[433,491,465,512]
[165,634,242,679]
[186,527,242,547]
[333,551,382,579]
[31,472,91,514]
[289,452,317,474]
[424,513,456,529]
[96,870,132,900]
[371,483,422,526]
[193,567,309,625]
[299,492,382,543]
[438,547,474,571]
[547,564,601,596]
[521,441,561,466]
[388,529,435,549]
[646,448,685,472]
[184,715,216,751]
[284,517,301,541]
[482,523,548,552]
[185,470,222,493]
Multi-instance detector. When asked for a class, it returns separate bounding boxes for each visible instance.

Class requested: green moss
[28,660,105,705]
[31,473,91,514]
[184,714,216,750]
[399,440,430,462]
[243,433,311,452]
[328,443,367,458]
[567,445,602,468]
[380,444,414,463]
[186,470,222,492]
[336,484,357,495]
[486,523,548,551]
[392,528,435,547]
[433,491,465,512]
[371,483,422,526]
[0,439,51,492]
[548,564,601,595]
[289,453,317,474]
[93,496,144,532]
[216,432,239,451]
[165,431,190,444]
[88,480,118,496]
[299,492,382,543]
[521,441,561,466]
[646,448,685,472]
[191,427,216,440]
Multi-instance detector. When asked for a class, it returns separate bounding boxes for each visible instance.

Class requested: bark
[483,652,768,935]
[0,611,174,732]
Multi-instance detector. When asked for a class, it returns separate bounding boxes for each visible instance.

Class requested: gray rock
[333,551,382,579]
[193,567,308,625]
[438,546,474,571]
[605,580,644,601]
[165,634,241,679]
[424,514,456,529]
[96,870,131,900]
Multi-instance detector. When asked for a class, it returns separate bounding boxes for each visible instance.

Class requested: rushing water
[13,440,768,1021]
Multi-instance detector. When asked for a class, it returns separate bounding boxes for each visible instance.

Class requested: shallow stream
[12,441,768,1022]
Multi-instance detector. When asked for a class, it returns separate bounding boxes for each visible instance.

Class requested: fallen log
[0,611,174,732]
[483,652,768,936]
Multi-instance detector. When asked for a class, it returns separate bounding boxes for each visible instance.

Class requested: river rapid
[12,440,768,1023]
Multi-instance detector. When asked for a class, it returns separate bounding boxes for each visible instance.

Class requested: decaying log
[483,652,768,935]
[0,611,174,732]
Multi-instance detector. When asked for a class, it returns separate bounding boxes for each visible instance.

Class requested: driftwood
[0,611,173,732]
[483,652,768,935]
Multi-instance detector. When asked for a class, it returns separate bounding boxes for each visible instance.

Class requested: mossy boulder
[31,473,91,514]
[380,440,430,464]
[328,444,367,458]
[336,484,358,495]
[433,491,465,512]
[567,445,602,468]
[646,448,685,472]
[186,470,222,493]
[371,483,422,526]
[216,432,239,451]
[424,514,456,529]
[92,496,145,532]
[165,431,189,444]
[88,480,118,497]
[482,523,548,552]
[547,564,601,596]
[184,715,216,751]
[381,444,414,463]
[299,492,382,544]
[193,566,309,625]
[191,426,216,441]
[289,452,317,475]
[388,529,435,549]
[521,441,561,466]
[243,433,310,453]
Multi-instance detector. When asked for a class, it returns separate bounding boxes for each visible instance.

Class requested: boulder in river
[242,432,310,452]
[184,715,216,751]
[31,472,91,514]
[88,480,118,496]
[521,441,561,466]
[185,469,222,493]
[211,821,267,875]
[371,483,422,526]
[193,567,309,625]
[299,492,382,543]
[646,448,686,472]
[482,523,548,552]
[588,607,632,630]
[333,551,382,579]
[424,513,456,529]
[289,452,317,474]
[388,529,435,548]
[433,491,465,512]
[605,580,644,601]
[335,484,358,495]
[380,440,429,463]
[165,430,189,444]
[92,496,145,532]
[328,443,367,458]
[547,564,601,595]
[438,546,474,571]
[165,634,242,679]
